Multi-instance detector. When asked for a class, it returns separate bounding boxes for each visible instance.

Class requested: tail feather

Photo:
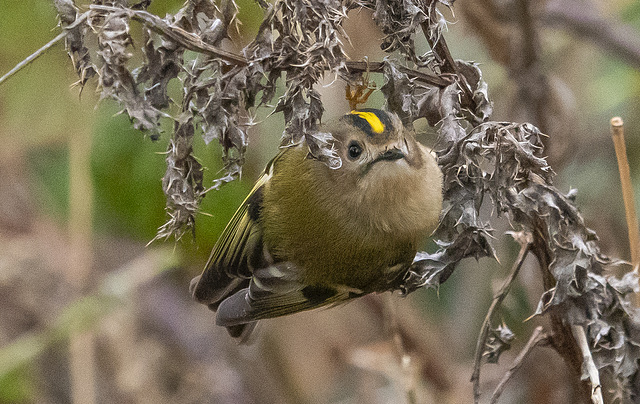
[226,321,259,344]
[191,274,258,343]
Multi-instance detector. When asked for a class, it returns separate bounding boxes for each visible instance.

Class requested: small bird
[190,109,443,341]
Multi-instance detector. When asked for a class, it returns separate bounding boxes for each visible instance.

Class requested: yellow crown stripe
[350,111,385,134]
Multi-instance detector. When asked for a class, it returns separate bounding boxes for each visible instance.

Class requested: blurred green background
[1,1,639,403]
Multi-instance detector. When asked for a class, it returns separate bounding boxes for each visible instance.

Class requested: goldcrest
[190,109,443,340]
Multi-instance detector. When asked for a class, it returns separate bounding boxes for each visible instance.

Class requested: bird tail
[190,274,258,343]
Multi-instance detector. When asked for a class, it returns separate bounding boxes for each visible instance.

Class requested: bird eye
[348,141,363,160]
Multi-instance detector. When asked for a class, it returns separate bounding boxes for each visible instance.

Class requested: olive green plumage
[190,109,443,341]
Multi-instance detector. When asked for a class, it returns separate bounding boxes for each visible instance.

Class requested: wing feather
[191,155,278,306]
[215,262,357,326]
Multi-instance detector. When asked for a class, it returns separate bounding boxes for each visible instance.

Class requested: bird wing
[215,262,360,326]
[190,155,278,308]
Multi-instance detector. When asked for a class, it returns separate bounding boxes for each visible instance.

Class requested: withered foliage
[51,0,640,401]
[485,323,516,364]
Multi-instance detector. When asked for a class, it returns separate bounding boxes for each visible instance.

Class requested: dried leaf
[455,60,492,123]
[484,323,515,364]
[55,0,96,86]
[93,8,163,136]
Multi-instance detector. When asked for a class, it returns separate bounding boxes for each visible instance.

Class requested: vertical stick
[571,326,604,404]
[68,124,97,404]
[610,117,640,267]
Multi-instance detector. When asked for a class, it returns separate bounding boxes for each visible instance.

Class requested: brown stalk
[610,117,640,292]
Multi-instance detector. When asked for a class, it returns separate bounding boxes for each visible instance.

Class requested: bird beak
[378,147,405,162]
[362,146,407,176]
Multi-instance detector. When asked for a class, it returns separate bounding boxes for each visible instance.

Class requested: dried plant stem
[0,12,89,86]
[0,32,65,85]
[347,61,450,87]
[89,5,449,88]
[611,117,640,268]
[419,8,457,75]
[571,325,604,404]
[471,234,531,404]
[90,6,248,66]
[489,326,548,404]
[418,5,476,112]
[68,124,96,404]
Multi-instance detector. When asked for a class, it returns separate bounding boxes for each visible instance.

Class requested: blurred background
[1,0,639,403]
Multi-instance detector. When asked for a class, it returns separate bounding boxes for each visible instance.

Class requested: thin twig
[471,233,532,404]
[346,61,451,87]
[0,12,89,86]
[571,325,604,404]
[610,117,640,270]
[69,332,97,404]
[489,326,548,404]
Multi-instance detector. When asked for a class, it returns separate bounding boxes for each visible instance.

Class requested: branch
[420,20,457,74]
[515,0,540,70]
[360,296,455,395]
[420,4,457,75]
[489,326,548,404]
[471,232,532,404]
[384,297,419,404]
[0,11,89,86]
[90,5,450,88]
[90,5,248,66]
[346,61,450,87]
[418,3,476,113]
[529,218,593,403]
[571,325,604,404]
